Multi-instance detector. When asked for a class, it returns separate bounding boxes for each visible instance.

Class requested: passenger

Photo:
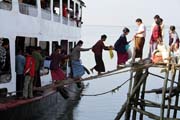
[151,15,160,34]
[133,18,146,62]
[15,48,25,97]
[63,3,68,17]
[32,46,43,88]
[23,47,36,99]
[160,18,164,38]
[169,25,179,49]
[50,46,67,83]
[149,19,162,58]
[114,27,131,68]
[172,42,180,64]
[74,11,80,27]
[90,34,112,75]
[0,39,9,71]
[70,40,91,88]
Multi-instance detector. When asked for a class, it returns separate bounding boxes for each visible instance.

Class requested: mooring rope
[149,72,178,84]
[81,76,133,96]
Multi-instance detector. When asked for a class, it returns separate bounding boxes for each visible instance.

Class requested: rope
[149,72,178,84]
[81,77,133,97]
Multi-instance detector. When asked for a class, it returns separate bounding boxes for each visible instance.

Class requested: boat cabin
[0,0,85,97]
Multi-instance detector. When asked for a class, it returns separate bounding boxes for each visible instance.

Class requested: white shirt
[170,32,179,44]
[136,23,146,38]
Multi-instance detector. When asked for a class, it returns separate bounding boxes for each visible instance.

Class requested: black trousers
[16,74,24,97]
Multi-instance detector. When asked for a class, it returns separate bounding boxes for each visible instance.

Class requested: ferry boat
[0,0,85,119]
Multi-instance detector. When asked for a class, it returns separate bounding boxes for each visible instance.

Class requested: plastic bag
[109,49,114,59]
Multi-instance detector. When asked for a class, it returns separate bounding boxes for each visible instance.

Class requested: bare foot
[98,72,102,76]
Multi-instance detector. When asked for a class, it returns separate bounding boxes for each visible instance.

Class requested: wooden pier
[113,59,180,120]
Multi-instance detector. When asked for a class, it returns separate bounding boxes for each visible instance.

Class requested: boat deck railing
[41,8,51,20]
[0,1,12,11]
[19,3,38,17]
[53,13,61,22]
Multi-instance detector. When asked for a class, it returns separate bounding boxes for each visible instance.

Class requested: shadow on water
[32,96,81,120]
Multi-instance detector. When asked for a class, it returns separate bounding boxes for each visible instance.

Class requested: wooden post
[160,62,170,120]
[167,64,176,118]
[115,70,148,120]
[173,70,180,118]
[139,70,148,120]
[125,69,134,120]
[132,70,143,120]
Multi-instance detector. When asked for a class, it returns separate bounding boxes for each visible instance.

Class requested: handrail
[53,13,60,22]
[62,16,68,25]
[41,8,51,20]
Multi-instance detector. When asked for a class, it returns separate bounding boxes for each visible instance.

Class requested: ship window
[0,0,12,11]
[69,0,75,26]
[15,36,37,54]
[39,41,49,57]
[61,40,68,55]
[53,0,60,22]
[60,40,68,71]
[70,0,74,19]
[75,3,81,27]
[62,0,68,24]
[19,0,38,17]
[41,0,51,20]
[69,42,73,53]
[0,38,11,84]
[39,41,50,76]
[52,41,59,53]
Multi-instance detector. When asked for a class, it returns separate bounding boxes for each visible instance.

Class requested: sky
[82,0,180,26]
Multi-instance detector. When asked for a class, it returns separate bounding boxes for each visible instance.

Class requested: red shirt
[24,55,36,77]
[63,4,68,17]
[150,25,161,44]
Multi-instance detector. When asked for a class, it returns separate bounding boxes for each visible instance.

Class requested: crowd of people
[1,14,179,100]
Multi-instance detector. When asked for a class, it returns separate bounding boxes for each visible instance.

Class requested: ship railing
[53,13,60,22]
[41,8,51,20]
[0,1,12,11]
[19,3,38,17]
[69,18,76,27]
[62,16,68,25]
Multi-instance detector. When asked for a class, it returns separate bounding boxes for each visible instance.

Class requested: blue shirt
[16,54,25,75]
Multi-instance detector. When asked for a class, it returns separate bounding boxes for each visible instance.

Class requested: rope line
[149,72,178,84]
[81,77,133,96]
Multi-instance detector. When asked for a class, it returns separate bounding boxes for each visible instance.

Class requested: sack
[152,50,163,63]
[125,44,130,51]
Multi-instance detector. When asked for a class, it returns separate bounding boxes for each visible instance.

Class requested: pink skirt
[51,68,65,81]
[117,52,128,65]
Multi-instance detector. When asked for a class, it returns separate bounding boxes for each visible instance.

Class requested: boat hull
[0,83,81,120]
